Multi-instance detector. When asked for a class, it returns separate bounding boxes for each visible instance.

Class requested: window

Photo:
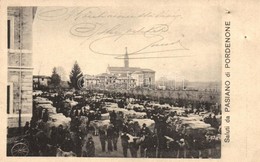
[7,83,13,114]
[7,17,14,49]
[7,20,10,49]
[7,85,10,113]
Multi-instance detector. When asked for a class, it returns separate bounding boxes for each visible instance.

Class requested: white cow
[89,119,111,135]
[56,148,76,157]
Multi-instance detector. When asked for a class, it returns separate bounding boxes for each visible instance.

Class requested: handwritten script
[37,7,190,59]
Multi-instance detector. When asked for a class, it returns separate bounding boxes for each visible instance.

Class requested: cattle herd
[22,90,221,158]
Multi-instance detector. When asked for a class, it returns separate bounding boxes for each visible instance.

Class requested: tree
[50,67,61,89]
[68,61,83,90]
[56,66,68,81]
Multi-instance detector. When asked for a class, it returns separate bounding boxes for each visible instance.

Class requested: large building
[106,48,155,87]
[81,48,155,90]
[33,75,51,90]
[7,7,37,128]
[82,73,136,90]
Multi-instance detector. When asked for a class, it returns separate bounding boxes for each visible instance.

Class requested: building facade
[33,75,51,90]
[106,48,155,87]
[81,47,156,90]
[7,7,37,128]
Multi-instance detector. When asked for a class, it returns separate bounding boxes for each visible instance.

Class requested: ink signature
[37,7,182,21]
[37,7,189,59]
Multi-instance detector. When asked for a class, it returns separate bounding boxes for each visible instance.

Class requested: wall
[7,7,36,128]
[143,72,155,86]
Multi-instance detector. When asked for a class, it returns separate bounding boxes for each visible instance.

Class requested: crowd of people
[21,90,221,158]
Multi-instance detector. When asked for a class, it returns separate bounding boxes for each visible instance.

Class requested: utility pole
[18,7,23,134]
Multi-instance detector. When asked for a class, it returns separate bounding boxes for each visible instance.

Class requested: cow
[56,147,77,157]
[89,120,111,136]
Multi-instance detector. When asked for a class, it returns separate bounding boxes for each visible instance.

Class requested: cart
[9,135,30,156]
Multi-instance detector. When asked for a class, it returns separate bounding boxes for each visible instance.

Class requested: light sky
[33,4,221,82]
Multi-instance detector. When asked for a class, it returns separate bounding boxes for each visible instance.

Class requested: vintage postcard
[0,0,259,162]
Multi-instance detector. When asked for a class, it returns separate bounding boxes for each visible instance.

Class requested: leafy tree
[68,61,83,90]
[50,67,61,89]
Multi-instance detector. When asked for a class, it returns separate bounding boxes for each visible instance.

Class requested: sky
[32,4,221,82]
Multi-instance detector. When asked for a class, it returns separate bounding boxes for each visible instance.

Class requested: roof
[132,71,143,74]
[33,75,51,79]
[107,67,141,72]
[140,68,155,73]
[107,67,155,73]
[96,73,114,77]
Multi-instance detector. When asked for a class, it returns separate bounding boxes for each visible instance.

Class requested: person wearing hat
[85,136,95,157]
[23,121,30,135]
[146,132,157,158]
[112,125,120,151]
[139,123,151,157]
[56,124,65,147]
[178,138,186,158]
[121,132,130,157]
[99,128,107,152]
[106,124,114,153]
[140,123,150,137]
[110,110,117,125]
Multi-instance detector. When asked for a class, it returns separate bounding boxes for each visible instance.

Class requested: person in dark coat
[169,139,180,158]
[99,128,107,152]
[50,126,58,146]
[112,126,119,151]
[129,138,139,158]
[86,124,95,135]
[85,136,95,157]
[35,129,49,155]
[56,125,66,146]
[184,134,193,158]
[191,139,200,158]
[178,138,186,158]
[28,125,39,155]
[97,111,102,120]
[61,135,74,152]
[73,132,82,157]
[110,110,117,125]
[200,138,209,158]
[122,122,129,133]
[88,112,95,122]
[211,116,219,129]
[157,134,167,158]
[146,133,157,158]
[140,123,151,137]
[42,109,49,122]
[23,121,30,134]
[106,125,114,152]
[139,123,150,157]
[121,132,130,157]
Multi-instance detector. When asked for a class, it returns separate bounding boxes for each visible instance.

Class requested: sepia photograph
[6,4,222,158]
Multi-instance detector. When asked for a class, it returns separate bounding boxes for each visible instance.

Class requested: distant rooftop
[107,66,155,73]
[107,67,141,71]
[33,75,51,79]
